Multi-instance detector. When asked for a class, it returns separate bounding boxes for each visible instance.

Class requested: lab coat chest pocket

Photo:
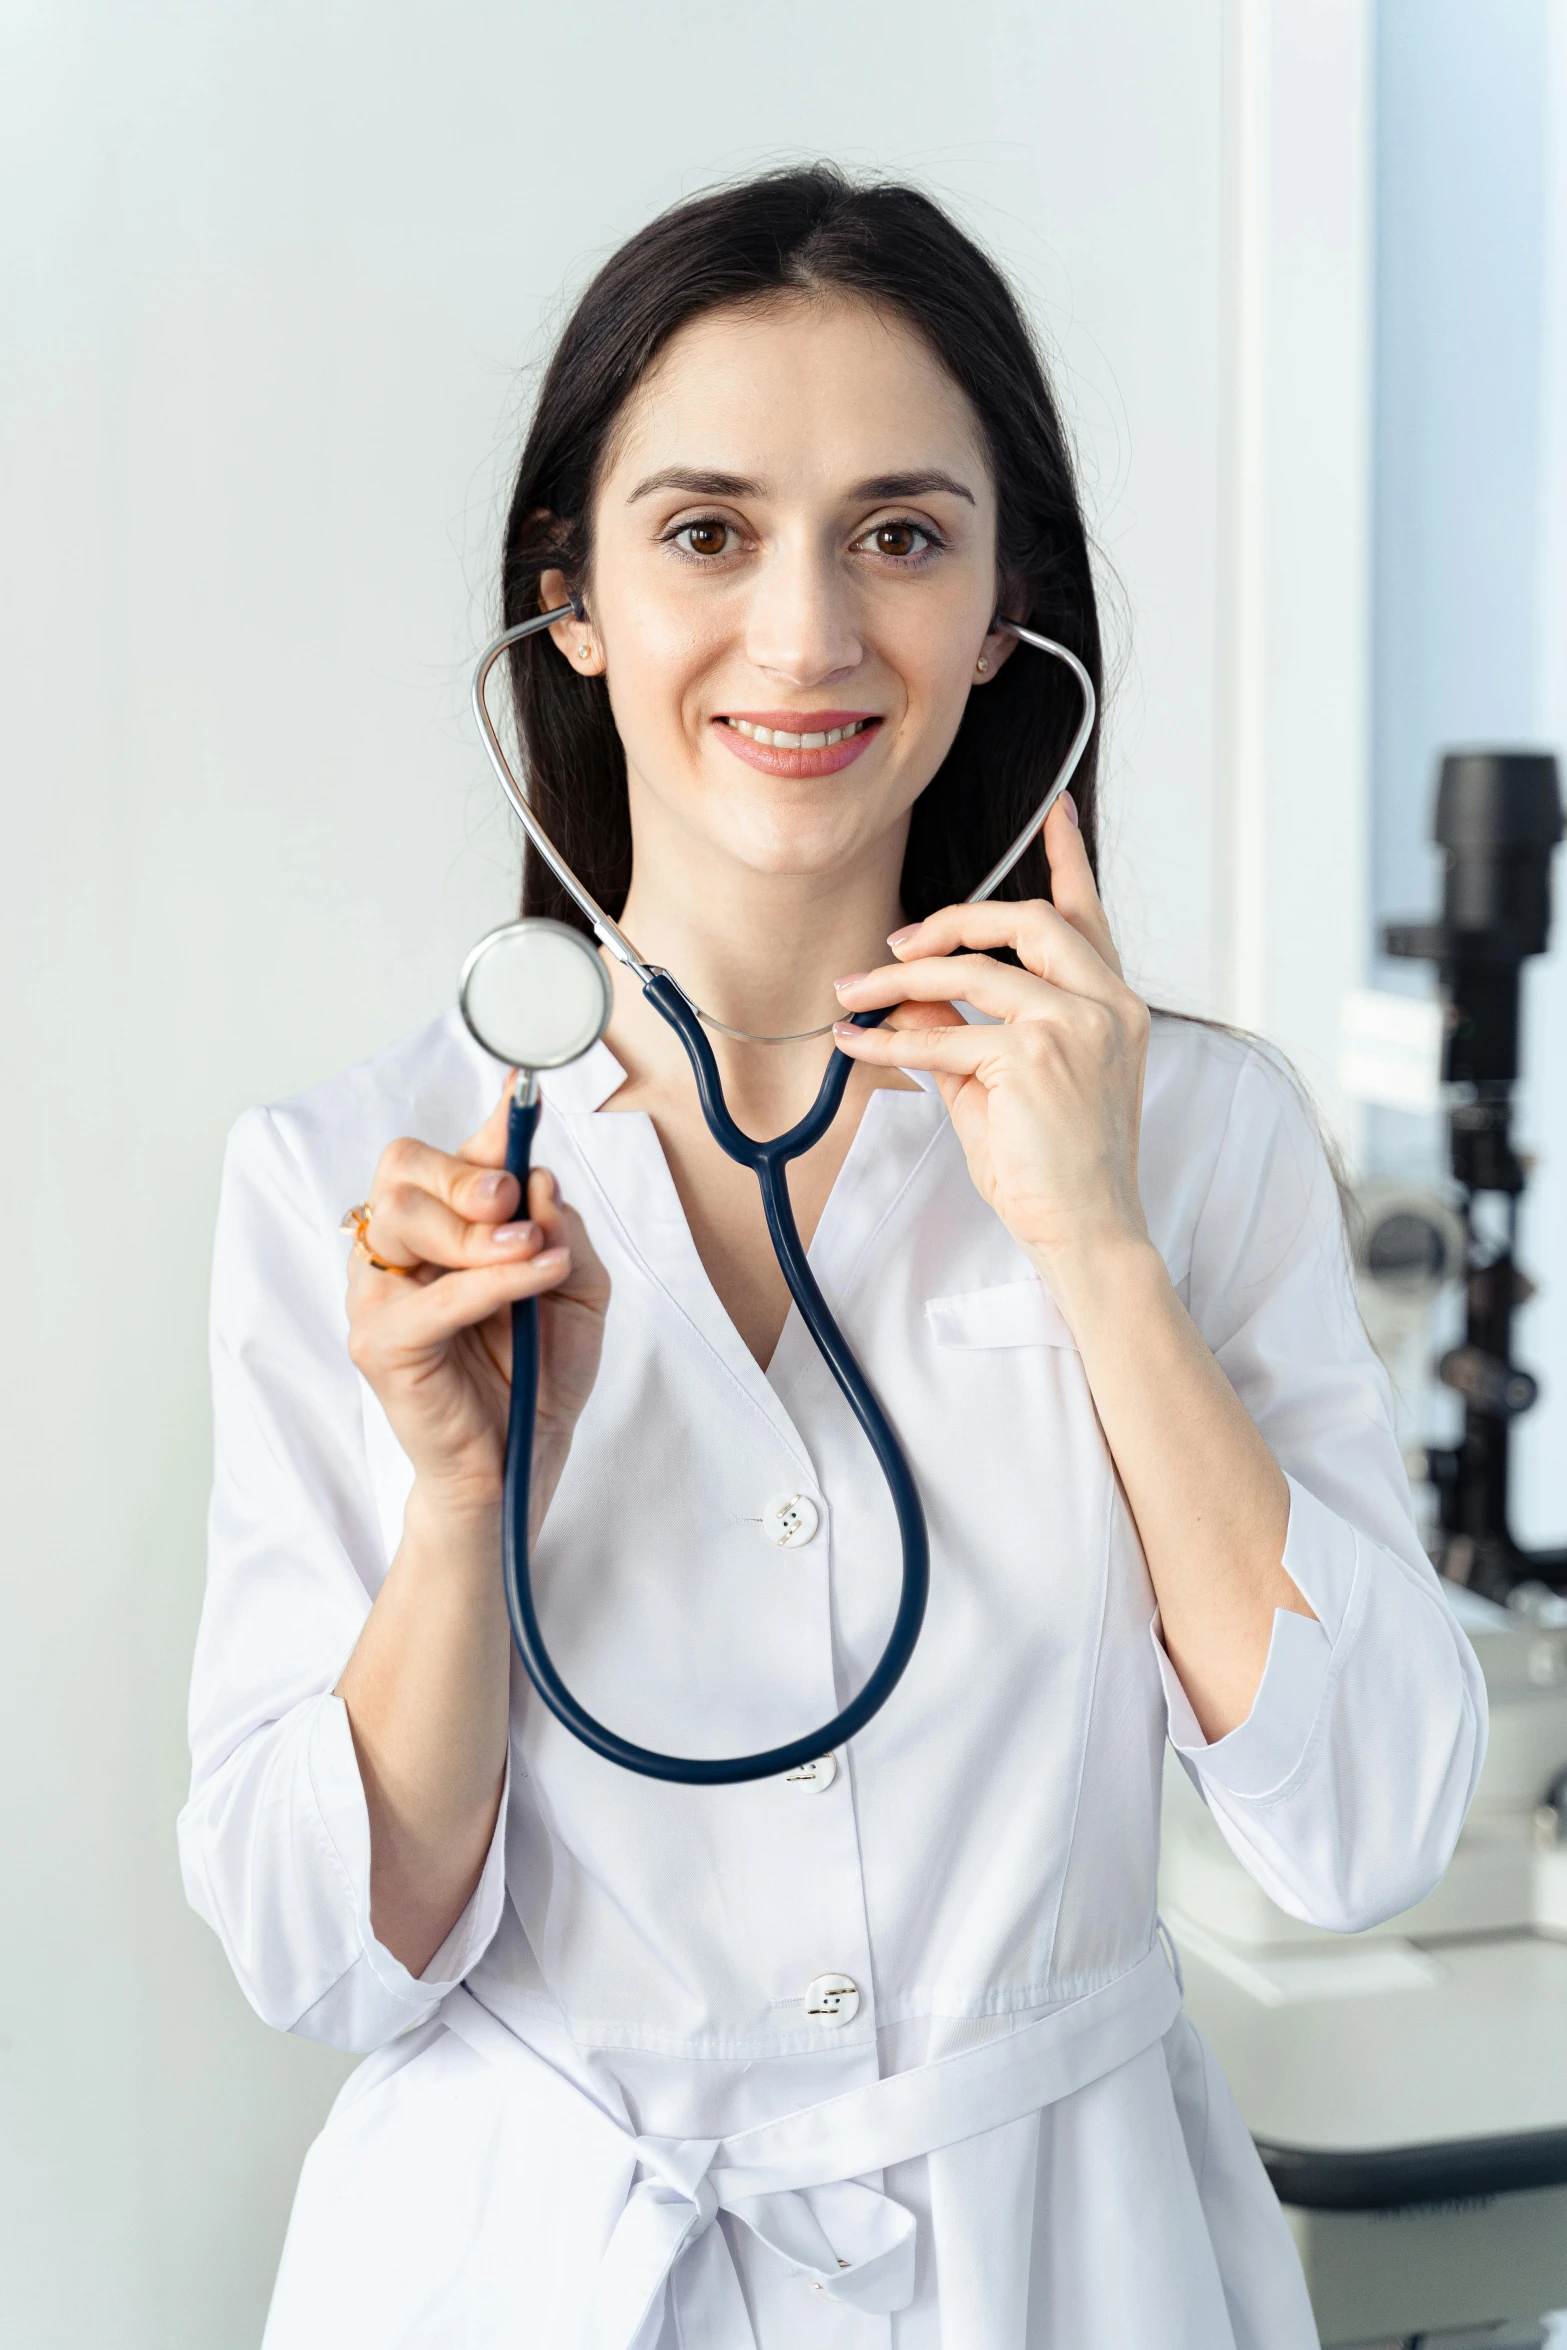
[925,1275,1078,1352]
[922,1274,1110,1536]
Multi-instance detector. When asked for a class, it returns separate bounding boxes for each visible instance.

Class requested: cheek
[896,614,981,748]
[601,612,716,766]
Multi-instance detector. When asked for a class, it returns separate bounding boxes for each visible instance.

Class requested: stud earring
[975,655,989,675]
[578,641,593,662]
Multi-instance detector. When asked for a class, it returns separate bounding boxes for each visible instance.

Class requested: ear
[972,578,1028,686]
[970,612,1020,686]
[540,565,605,677]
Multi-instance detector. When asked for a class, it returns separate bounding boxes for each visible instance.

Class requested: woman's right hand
[344,1082,610,1519]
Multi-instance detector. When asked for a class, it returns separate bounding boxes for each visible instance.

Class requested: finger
[527,1165,565,1245]
[836,953,1054,1023]
[358,1178,544,1274]
[878,996,964,1035]
[527,1171,612,1315]
[455,1081,520,1169]
[831,1017,995,1078]
[1041,796,1123,977]
[885,891,1119,995]
[367,1246,575,1355]
[368,1129,523,1253]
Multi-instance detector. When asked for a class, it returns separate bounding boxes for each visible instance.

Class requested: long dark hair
[500,164,1102,935]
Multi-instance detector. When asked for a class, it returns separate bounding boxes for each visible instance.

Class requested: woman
[181,167,1484,2348]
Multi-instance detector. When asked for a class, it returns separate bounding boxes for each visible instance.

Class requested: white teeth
[726,717,871,747]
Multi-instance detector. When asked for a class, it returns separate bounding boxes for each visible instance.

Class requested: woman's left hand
[830,795,1151,1288]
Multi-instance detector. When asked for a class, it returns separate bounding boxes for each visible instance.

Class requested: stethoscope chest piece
[459,917,613,1071]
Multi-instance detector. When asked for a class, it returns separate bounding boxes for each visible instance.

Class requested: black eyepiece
[1434,751,1563,958]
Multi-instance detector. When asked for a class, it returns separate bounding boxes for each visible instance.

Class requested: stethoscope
[457,605,1094,1784]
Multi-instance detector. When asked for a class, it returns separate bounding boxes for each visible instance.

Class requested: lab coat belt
[440,1945,1182,2349]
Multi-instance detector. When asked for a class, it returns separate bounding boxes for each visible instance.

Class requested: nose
[743,531,863,688]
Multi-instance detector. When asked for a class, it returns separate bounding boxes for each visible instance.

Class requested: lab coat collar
[533,1039,948,1473]
[537,1038,627,1115]
[536,1036,942,1116]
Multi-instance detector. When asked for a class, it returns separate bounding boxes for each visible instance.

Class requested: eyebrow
[625,465,977,507]
[853,471,975,507]
[627,467,760,503]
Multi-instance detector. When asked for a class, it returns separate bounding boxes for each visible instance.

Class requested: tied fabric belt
[440,1945,1182,2350]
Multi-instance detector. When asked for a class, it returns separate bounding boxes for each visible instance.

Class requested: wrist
[1024,1226,1168,1331]
[404,1475,504,1549]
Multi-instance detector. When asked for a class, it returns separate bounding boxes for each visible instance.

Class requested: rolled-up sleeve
[177,1106,508,2051]
[1155,1046,1486,1933]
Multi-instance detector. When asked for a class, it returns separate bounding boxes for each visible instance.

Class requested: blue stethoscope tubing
[500,985,916,1786]
[474,605,1095,1785]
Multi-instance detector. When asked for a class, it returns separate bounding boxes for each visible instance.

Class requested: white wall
[1221,0,1373,1146]
[0,4,1371,2342]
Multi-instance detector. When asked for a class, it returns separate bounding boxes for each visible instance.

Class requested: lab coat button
[783,1752,838,1791]
[804,1972,859,2025]
[763,1493,819,1548]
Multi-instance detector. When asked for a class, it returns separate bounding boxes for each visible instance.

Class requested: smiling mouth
[720,716,880,750]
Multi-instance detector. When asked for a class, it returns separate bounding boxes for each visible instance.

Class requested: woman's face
[546,294,1014,890]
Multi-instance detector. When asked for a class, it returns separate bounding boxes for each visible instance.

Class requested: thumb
[456,1076,520,1167]
[1043,794,1122,979]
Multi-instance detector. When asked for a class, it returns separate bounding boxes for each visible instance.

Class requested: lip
[722,710,876,732]
[712,710,883,779]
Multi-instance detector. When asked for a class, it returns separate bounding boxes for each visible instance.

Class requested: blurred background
[3,1,1564,2343]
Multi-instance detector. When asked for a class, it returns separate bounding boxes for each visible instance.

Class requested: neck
[603,805,907,1115]
[618,775,909,1035]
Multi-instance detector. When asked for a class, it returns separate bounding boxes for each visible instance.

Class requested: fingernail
[536,1245,570,1271]
[832,1020,856,1036]
[834,973,867,992]
[492,1221,536,1248]
[886,926,918,949]
[1061,790,1079,828]
[474,1170,511,1202]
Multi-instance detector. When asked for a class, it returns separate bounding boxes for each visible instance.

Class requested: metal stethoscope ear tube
[461,606,1096,1783]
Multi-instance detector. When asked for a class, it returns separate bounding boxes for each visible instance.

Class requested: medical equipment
[1385,750,1566,1602]
[1350,1180,1468,1438]
[457,603,1094,1784]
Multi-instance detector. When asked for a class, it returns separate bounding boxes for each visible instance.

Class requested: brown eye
[862,520,934,560]
[678,521,731,557]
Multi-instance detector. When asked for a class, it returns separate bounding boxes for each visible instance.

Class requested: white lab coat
[180,1008,1486,2349]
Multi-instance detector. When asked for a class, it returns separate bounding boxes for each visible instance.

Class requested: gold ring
[339,1201,417,1277]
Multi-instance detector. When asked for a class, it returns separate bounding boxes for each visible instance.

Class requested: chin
[717,825,879,884]
[703,786,908,882]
